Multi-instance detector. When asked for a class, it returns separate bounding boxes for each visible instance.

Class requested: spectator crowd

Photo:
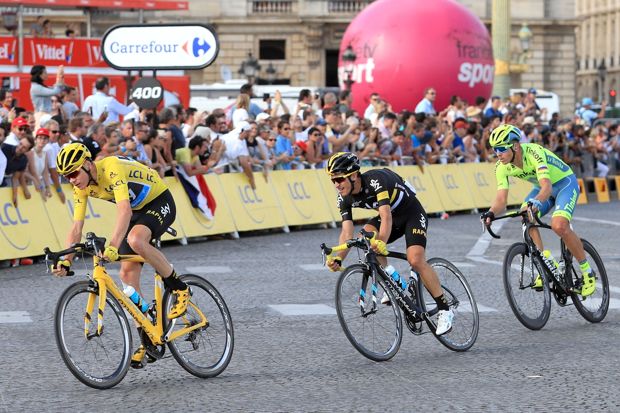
[1,62,620,266]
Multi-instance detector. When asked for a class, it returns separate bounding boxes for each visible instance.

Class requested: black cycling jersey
[337,168,417,221]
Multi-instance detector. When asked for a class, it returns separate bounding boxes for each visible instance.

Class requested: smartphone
[262,93,270,102]
[10,98,16,109]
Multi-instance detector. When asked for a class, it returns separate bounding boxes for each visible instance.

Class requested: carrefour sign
[101,23,219,70]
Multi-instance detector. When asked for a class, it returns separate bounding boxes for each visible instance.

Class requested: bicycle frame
[85,254,208,346]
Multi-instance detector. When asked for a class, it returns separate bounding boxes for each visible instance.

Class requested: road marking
[185,266,232,274]
[299,264,327,271]
[608,298,620,310]
[466,219,507,259]
[449,262,476,268]
[572,217,620,227]
[467,256,503,266]
[269,304,336,316]
[0,311,32,323]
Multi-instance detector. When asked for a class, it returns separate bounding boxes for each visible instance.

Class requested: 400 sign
[131,78,163,109]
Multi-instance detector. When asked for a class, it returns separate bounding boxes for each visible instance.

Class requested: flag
[176,166,216,220]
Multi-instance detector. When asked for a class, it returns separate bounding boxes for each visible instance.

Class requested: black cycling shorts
[366,196,428,249]
[119,189,176,255]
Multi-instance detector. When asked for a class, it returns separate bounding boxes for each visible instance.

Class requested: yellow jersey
[72,156,168,220]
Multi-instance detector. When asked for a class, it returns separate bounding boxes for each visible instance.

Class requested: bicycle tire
[569,239,610,323]
[420,258,479,352]
[502,243,551,330]
[163,274,234,378]
[54,280,132,389]
[335,264,403,362]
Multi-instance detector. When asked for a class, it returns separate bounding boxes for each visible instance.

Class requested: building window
[259,40,286,60]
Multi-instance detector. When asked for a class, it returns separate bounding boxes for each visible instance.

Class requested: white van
[509,88,560,116]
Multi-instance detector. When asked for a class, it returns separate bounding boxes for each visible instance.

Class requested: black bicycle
[484,208,609,330]
[321,230,479,361]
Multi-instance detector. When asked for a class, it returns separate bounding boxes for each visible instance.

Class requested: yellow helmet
[488,124,522,147]
[56,142,91,175]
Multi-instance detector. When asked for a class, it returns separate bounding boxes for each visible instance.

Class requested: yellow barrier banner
[577,178,588,204]
[270,170,333,226]
[456,163,497,209]
[218,172,286,231]
[317,171,376,221]
[428,164,476,211]
[593,177,610,203]
[395,165,444,213]
[0,187,62,260]
[165,176,235,237]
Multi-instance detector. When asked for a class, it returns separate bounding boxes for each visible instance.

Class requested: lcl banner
[0,36,107,68]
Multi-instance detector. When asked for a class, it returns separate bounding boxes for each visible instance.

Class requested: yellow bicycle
[45,231,234,389]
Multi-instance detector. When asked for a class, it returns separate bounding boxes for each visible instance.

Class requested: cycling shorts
[524,175,579,221]
[366,195,428,249]
[119,189,176,255]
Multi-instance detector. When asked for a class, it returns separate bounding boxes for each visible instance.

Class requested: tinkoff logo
[182,37,211,57]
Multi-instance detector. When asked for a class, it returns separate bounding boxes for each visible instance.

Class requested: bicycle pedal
[130,359,147,369]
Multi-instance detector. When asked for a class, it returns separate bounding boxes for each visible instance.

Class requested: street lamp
[598,59,607,103]
[265,63,277,85]
[341,44,357,91]
[238,52,261,84]
[518,23,533,53]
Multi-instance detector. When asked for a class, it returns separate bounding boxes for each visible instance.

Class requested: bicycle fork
[359,271,378,317]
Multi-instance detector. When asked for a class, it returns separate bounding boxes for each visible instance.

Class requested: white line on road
[0,311,32,323]
[572,217,620,227]
[185,266,233,274]
[466,219,507,259]
[269,304,336,316]
[299,264,327,271]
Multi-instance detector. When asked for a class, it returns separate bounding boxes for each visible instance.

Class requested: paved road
[1,202,619,412]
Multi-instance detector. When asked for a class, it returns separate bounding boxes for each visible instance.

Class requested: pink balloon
[340,0,494,115]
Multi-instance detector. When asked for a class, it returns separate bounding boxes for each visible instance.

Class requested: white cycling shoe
[435,309,454,336]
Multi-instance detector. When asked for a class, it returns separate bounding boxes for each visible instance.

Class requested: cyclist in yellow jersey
[481,124,595,297]
[51,143,190,366]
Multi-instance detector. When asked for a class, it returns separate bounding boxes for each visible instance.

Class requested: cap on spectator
[295,141,308,152]
[523,116,536,125]
[35,127,50,137]
[39,113,52,127]
[191,126,211,140]
[582,97,593,106]
[256,113,271,122]
[12,117,29,129]
[465,106,481,118]
[453,119,468,129]
[316,118,327,126]
[528,88,537,95]
[238,121,252,132]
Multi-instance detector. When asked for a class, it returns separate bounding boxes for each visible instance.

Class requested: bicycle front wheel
[503,243,551,330]
[569,239,609,323]
[421,258,479,352]
[335,264,403,362]
[54,281,132,390]
[163,274,234,378]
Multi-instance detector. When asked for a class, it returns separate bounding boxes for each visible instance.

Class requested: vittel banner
[101,24,219,70]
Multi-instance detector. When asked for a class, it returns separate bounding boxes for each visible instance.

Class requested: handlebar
[320,229,376,264]
[44,232,107,275]
[482,203,550,239]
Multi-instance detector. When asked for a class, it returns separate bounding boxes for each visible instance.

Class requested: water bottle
[123,285,149,313]
[385,265,408,291]
[542,250,560,276]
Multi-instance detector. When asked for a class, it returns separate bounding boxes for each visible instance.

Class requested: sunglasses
[64,167,85,180]
[18,127,29,132]
[494,145,512,154]
[330,176,348,184]
[49,130,60,134]
[267,138,276,142]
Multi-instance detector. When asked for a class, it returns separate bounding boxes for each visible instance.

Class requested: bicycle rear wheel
[55,281,132,390]
[569,239,609,323]
[420,258,479,352]
[503,243,551,330]
[335,264,402,362]
[163,274,234,378]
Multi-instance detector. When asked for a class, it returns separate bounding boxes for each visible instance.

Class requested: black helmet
[326,152,360,176]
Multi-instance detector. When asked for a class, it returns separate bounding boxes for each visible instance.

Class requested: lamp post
[341,44,357,92]
[518,23,532,60]
[265,63,277,85]
[597,59,607,103]
[238,52,261,84]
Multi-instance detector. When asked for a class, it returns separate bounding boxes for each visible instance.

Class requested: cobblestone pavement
[1,202,619,412]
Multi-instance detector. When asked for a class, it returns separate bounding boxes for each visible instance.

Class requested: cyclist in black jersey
[325,152,453,335]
